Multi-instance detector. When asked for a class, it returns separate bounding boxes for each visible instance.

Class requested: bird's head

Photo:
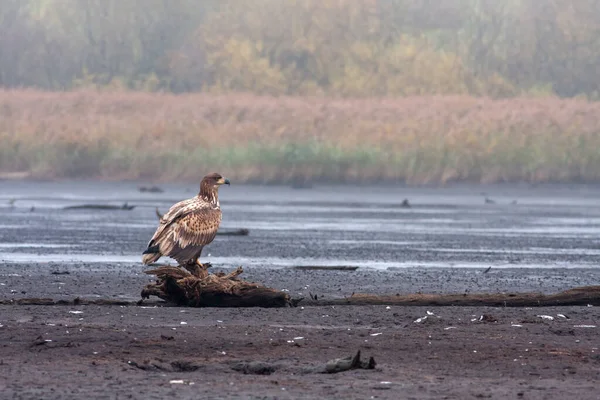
[199,173,230,202]
[201,172,230,189]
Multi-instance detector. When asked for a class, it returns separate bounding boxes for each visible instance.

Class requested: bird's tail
[142,245,161,265]
[142,252,161,265]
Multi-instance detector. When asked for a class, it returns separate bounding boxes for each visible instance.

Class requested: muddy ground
[1,181,600,399]
[1,303,600,399]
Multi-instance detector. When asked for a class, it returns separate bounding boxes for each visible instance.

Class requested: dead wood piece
[63,203,134,211]
[217,228,250,236]
[138,186,164,193]
[324,351,376,373]
[14,298,56,306]
[307,285,600,307]
[128,359,200,372]
[141,265,291,307]
[293,265,358,271]
[231,361,277,375]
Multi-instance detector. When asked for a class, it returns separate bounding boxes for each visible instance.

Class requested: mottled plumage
[142,173,230,267]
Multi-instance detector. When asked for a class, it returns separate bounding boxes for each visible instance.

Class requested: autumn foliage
[1,1,600,183]
[1,0,600,98]
[2,89,600,184]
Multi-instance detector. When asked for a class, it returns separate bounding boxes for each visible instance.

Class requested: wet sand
[1,181,600,399]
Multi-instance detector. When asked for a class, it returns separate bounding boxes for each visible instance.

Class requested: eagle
[142,172,230,272]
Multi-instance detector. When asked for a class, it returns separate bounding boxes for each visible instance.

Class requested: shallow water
[1,180,600,269]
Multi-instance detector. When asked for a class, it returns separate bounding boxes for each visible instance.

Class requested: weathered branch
[4,286,600,308]
[141,265,291,307]
[307,286,600,307]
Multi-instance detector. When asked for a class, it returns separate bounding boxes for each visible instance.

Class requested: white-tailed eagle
[142,172,230,270]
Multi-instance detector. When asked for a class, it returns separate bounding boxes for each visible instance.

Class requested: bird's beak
[218,177,230,185]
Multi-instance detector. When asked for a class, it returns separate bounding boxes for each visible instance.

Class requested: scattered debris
[324,351,376,373]
[483,266,492,274]
[31,335,50,347]
[400,199,411,208]
[480,314,498,323]
[51,271,70,275]
[537,315,555,321]
[484,197,496,204]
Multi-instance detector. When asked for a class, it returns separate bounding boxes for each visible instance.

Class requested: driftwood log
[141,264,292,307]
[3,286,600,308]
[305,285,600,307]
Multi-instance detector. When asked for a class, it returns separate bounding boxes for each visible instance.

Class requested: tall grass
[1,89,600,184]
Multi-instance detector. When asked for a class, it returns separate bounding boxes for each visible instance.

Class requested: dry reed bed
[1,89,599,183]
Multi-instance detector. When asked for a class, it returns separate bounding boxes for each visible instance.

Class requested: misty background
[1,0,599,183]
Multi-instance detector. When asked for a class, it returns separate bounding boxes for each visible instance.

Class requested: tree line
[1,0,599,98]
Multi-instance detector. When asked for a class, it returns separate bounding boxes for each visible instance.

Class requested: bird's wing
[147,196,222,262]
[147,197,197,246]
[158,206,222,263]
[169,206,222,249]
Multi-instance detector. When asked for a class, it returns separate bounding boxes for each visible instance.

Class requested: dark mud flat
[1,304,600,399]
[2,182,600,398]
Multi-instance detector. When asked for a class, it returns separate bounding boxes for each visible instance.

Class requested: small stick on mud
[138,186,164,193]
[323,351,376,373]
[64,203,135,211]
